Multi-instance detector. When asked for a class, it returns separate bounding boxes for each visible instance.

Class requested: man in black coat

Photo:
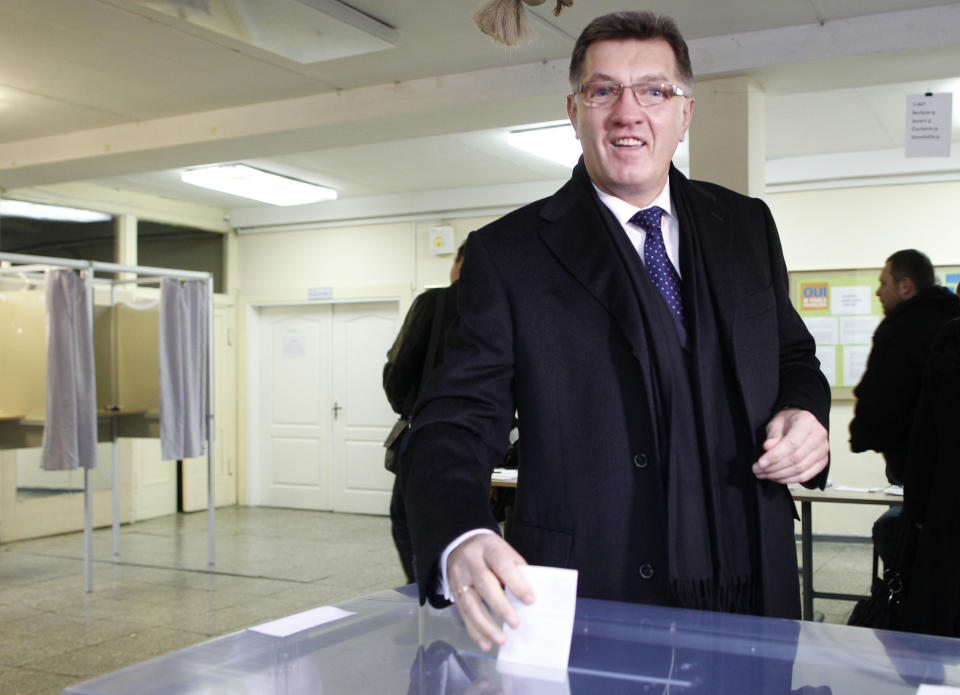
[401,11,830,652]
[850,249,960,566]
[903,317,960,637]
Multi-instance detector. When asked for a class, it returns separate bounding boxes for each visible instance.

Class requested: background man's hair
[569,11,693,90]
[887,249,936,291]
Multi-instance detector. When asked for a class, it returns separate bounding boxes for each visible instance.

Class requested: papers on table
[831,485,903,496]
[248,606,355,637]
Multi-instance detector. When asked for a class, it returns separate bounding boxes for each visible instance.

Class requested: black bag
[848,521,917,630]
[848,571,907,630]
[383,417,409,473]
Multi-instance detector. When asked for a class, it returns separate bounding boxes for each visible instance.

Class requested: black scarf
[583,164,762,614]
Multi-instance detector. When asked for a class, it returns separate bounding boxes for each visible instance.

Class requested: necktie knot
[629,206,664,232]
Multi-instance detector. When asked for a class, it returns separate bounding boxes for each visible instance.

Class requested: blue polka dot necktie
[630,206,686,325]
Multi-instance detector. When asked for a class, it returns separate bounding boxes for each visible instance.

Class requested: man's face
[566,38,693,208]
[877,262,902,314]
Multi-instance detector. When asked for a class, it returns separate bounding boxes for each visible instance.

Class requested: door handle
[332,402,342,419]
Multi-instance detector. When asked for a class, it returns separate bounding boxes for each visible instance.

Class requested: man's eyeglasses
[574,80,691,108]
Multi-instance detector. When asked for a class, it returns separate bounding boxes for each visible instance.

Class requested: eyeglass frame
[573,80,692,108]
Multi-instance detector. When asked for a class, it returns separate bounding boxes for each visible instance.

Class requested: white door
[331,302,397,514]
[253,301,397,512]
[258,305,333,510]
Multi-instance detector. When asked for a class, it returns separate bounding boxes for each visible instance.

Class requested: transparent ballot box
[63,585,960,694]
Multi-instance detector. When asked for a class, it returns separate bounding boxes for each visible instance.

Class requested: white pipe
[83,265,95,593]
[111,282,120,557]
[207,276,216,567]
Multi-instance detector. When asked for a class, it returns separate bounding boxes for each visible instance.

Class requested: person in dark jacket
[849,249,960,568]
[382,243,463,583]
[902,316,960,637]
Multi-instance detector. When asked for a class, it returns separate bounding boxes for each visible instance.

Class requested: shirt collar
[594,179,674,228]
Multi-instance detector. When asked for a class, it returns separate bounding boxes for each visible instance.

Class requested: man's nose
[610,87,647,119]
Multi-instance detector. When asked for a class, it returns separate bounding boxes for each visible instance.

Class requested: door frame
[245,298,399,507]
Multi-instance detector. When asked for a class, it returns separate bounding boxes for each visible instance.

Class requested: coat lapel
[536,166,651,361]
[669,167,738,345]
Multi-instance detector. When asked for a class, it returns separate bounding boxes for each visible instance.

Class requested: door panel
[331,302,397,514]
[258,306,332,510]
[251,301,398,513]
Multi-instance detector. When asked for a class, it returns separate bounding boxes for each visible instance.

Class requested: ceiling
[1,0,959,227]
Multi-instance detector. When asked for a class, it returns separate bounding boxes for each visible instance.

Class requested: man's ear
[566,94,579,139]
[899,276,917,300]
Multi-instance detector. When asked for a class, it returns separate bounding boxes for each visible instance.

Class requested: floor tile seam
[2,552,321,585]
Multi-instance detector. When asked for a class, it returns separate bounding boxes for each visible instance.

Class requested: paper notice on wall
[839,316,881,345]
[832,286,872,315]
[906,93,952,157]
[843,345,872,386]
[815,345,836,386]
[282,334,306,357]
[803,316,839,346]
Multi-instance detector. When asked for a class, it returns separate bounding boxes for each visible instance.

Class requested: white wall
[769,180,960,270]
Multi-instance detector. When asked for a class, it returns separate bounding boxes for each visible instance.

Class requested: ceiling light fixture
[180,164,338,206]
[507,121,582,168]
[0,200,111,223]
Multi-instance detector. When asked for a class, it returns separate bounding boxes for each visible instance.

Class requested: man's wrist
[438,528,496,601]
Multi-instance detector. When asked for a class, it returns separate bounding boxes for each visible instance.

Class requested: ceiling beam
[2,5,959,190]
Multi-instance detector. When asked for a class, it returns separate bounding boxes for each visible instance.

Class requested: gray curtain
[159,278,209,461]
[41,269,98,471]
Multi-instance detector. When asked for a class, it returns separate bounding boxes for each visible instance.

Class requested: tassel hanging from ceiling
[473,0,574,47]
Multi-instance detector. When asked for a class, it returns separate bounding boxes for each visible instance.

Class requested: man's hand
[447,534,534,652]
[753,408,829,484]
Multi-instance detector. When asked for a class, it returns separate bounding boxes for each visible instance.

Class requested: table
[63,585,960,694]
[791,487,902,621]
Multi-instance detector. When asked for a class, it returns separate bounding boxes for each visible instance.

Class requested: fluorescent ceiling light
[181,165,338,206]
[508,122,582,168]
[0,200,111,222]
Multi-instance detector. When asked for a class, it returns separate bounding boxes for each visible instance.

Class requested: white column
[688,76,766,198]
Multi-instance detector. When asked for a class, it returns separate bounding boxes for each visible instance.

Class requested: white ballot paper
[248,606,355,637]
[917,686,960,694]
[497,564,579,678]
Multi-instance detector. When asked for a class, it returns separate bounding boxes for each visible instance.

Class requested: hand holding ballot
[448,534,534,652]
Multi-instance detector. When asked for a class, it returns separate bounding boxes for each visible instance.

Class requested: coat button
[639,564,655,580]
[633,453,648,469]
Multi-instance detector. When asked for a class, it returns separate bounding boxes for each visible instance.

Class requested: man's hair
[455,240,466,263]
[569,11,693,90]
[887,249,935,291]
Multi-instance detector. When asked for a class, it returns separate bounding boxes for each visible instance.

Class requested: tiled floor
[0,507,874,695]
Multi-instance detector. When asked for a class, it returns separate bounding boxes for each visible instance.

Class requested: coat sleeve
[761,201,831,489]
[849,332,917,460]
[399,233,515,606]
[763,203,831,430]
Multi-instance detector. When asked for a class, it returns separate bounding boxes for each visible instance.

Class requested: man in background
[850,248,960,565]
[383,243,463,583]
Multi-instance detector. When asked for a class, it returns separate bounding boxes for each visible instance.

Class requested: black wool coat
[401,164,829,619]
